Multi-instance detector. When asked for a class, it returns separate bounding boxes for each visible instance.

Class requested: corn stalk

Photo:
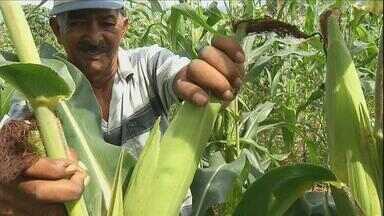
[323,10,382,215]
[375,27,383,150]
[0,2,88,215]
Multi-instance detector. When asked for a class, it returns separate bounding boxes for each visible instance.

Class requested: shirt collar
[118,47,135,80]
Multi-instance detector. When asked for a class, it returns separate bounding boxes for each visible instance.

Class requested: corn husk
[324,11,382,215]
[124,101,221,216]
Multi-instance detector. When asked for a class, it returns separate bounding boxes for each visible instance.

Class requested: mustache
[77,41,109,54]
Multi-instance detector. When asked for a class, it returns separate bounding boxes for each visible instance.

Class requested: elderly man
[0,0,244,215]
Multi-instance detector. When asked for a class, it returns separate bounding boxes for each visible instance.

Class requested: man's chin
[81,56,107,68]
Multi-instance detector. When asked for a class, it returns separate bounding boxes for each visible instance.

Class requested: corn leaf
[233,164,337,216]
[331,185,363,216]
[284,191,335,216]
[0,59,75,107]
[191,152,250,216]
[325,13,382,215]
[0,80,14,119]
[125,101,221,216]
[353,0,383,15]
[107,150,126,216]
[170,4,218,34]
[54,56,136,214]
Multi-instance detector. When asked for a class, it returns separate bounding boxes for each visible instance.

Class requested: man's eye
[69,20,86,27]
[103,22,116,27]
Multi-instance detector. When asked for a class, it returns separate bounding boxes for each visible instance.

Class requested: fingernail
[65,164,78,174]
[192,92,208,106]
[236,51,245,63]
[223,90,233,101]
[234,78,242,89]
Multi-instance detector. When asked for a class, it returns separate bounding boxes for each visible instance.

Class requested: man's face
[51,9,128,80]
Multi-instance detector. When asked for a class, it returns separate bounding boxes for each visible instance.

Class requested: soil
[0,119,38,184]
[0,119,67,216]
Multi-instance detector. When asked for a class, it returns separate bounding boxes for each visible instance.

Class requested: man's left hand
[174,36,245,106]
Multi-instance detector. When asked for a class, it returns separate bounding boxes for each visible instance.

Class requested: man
[1,0,244,215]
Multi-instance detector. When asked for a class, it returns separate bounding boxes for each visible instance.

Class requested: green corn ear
[124,101,221,216]
[325,12,382,215]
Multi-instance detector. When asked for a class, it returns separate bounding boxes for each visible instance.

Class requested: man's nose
[83,20,103,43]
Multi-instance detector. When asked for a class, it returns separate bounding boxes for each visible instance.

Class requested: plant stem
[0,2,89,215]
[35,106,89,215]
[0,1,40,64]
[375,27,383,142]
[34,106,67,159]
[229,99,240,157]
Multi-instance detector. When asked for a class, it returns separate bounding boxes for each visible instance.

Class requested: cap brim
[51,2,123,15]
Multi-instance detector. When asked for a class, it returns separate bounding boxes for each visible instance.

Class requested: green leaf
[284,191,336,216]
[171,4,218,34]
[191,153,250,216]
[0,54,5,63]
[199,1,223,40]
[149,0,162,13]
[0,51,19,62]
[0,58,75,107]
[234,164,337,216]
[52,57,136,213]
[107,150,126,216]
[242,102,275,139]
[353,0,383,15]
[243,0,254,18]
[331,185,362,216]
[241,148,268,177]
[0,80,14,119]
[244,36,276,68]
[123,118,162,214]
[124,101,221,216]
[204,1,222,27]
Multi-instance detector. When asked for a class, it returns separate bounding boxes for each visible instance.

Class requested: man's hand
[18,149,87,203]
[174,36,245,106]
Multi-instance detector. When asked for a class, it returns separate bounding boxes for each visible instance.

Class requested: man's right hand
[18,149,87,203]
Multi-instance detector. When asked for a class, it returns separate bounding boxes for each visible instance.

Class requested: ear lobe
[122,17,129,34]
[49,17,63,45]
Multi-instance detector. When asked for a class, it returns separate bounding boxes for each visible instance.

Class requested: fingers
[199,46,244,88]
[24,158,79,180]
[187,59,233,101]
[174,67,208,106]
[174,36,245,106]
[19,168,87,203]
[212,36,245,64]
[67,148,78,162]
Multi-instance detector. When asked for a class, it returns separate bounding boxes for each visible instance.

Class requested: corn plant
[0,2,135,216]
[0,2,89,215]
[123,4,348,216]
[323,9,382,215]
[1,1,383,216]
[0,78,13,120]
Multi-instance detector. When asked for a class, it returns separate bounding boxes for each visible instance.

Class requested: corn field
[0,0,383,216]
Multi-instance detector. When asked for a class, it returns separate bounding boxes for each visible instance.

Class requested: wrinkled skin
[2,7,244,214]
